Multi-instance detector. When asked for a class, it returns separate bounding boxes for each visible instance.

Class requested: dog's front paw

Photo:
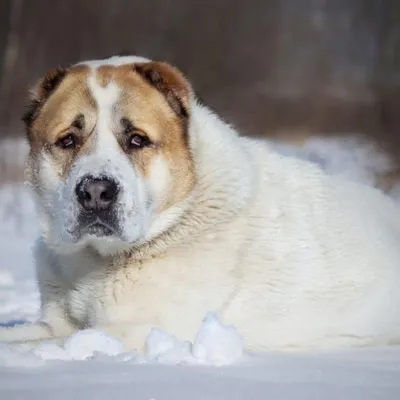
[0,325,22,342]
[0,321,56,344]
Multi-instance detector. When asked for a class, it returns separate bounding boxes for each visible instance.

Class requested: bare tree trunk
[0,0,23,134]
[0,0,12,80]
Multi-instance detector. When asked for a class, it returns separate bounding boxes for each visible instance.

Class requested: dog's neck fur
[37,100,256,267]
[125,101,256,261]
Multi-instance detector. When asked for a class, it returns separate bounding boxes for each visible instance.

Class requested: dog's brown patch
[133,62,191,120]
[26,65,97,184]
[96,65,115,87]
[112,62,194,210]
[22,68,68,129]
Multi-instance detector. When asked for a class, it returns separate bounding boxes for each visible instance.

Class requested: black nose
[75,176,119,212]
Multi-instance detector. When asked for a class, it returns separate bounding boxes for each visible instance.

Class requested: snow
[268,135,398,191]
[18,313,244,365]
[1,139,400,399]
[145,328,193,364]
[33,330,126,361]
[143,312,244,366]
[191,312,244,366]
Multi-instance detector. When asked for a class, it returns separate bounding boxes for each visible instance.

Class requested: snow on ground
[268,135,400,198]
[1,138,400,399]
[24,312,244,366]
[0,183,39,324]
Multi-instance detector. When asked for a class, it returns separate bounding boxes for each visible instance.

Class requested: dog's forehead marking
[77,55,150,69]
[87,71,121,155]
[87,73,120,120]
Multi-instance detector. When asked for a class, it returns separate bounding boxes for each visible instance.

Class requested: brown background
[0,0,399,140]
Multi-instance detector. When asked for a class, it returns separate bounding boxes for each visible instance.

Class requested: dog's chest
[63,239,239,329]
[65,265,142,328]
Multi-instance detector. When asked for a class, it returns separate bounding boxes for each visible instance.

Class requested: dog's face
[24,57,195,255]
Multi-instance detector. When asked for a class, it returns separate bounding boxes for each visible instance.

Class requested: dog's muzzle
[75,175,121,237]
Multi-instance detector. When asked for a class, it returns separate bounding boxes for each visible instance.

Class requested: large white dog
[1,55,400,353]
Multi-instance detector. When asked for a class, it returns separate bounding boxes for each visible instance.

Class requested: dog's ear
[133,62,191,119]
[22,67,68,129]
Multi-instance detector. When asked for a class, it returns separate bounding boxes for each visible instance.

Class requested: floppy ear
[133,62,192,119]
[22,67,67,129]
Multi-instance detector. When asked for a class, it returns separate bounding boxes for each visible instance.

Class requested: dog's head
[24,56,196,255]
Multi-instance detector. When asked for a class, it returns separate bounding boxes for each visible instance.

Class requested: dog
[1,55,400,354]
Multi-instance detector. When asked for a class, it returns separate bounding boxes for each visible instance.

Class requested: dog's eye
[56,134,77,149]
[128,133,151,149]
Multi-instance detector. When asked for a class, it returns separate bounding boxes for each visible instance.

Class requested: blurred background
[0,0,399,180]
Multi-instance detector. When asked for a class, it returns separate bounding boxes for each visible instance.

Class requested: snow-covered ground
[1,138,400,399]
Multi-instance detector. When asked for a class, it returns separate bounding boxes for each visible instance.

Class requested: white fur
[77,55,151,69]
[147,155,171,205]
[2,56,400,354]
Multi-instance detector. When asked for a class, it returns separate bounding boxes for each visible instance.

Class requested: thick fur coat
[1,56,400,353]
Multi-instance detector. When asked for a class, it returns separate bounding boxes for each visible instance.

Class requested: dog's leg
[0,321,77,353]
[0,322,74,353]
[0,321,55,342]
[0,302,77,344]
